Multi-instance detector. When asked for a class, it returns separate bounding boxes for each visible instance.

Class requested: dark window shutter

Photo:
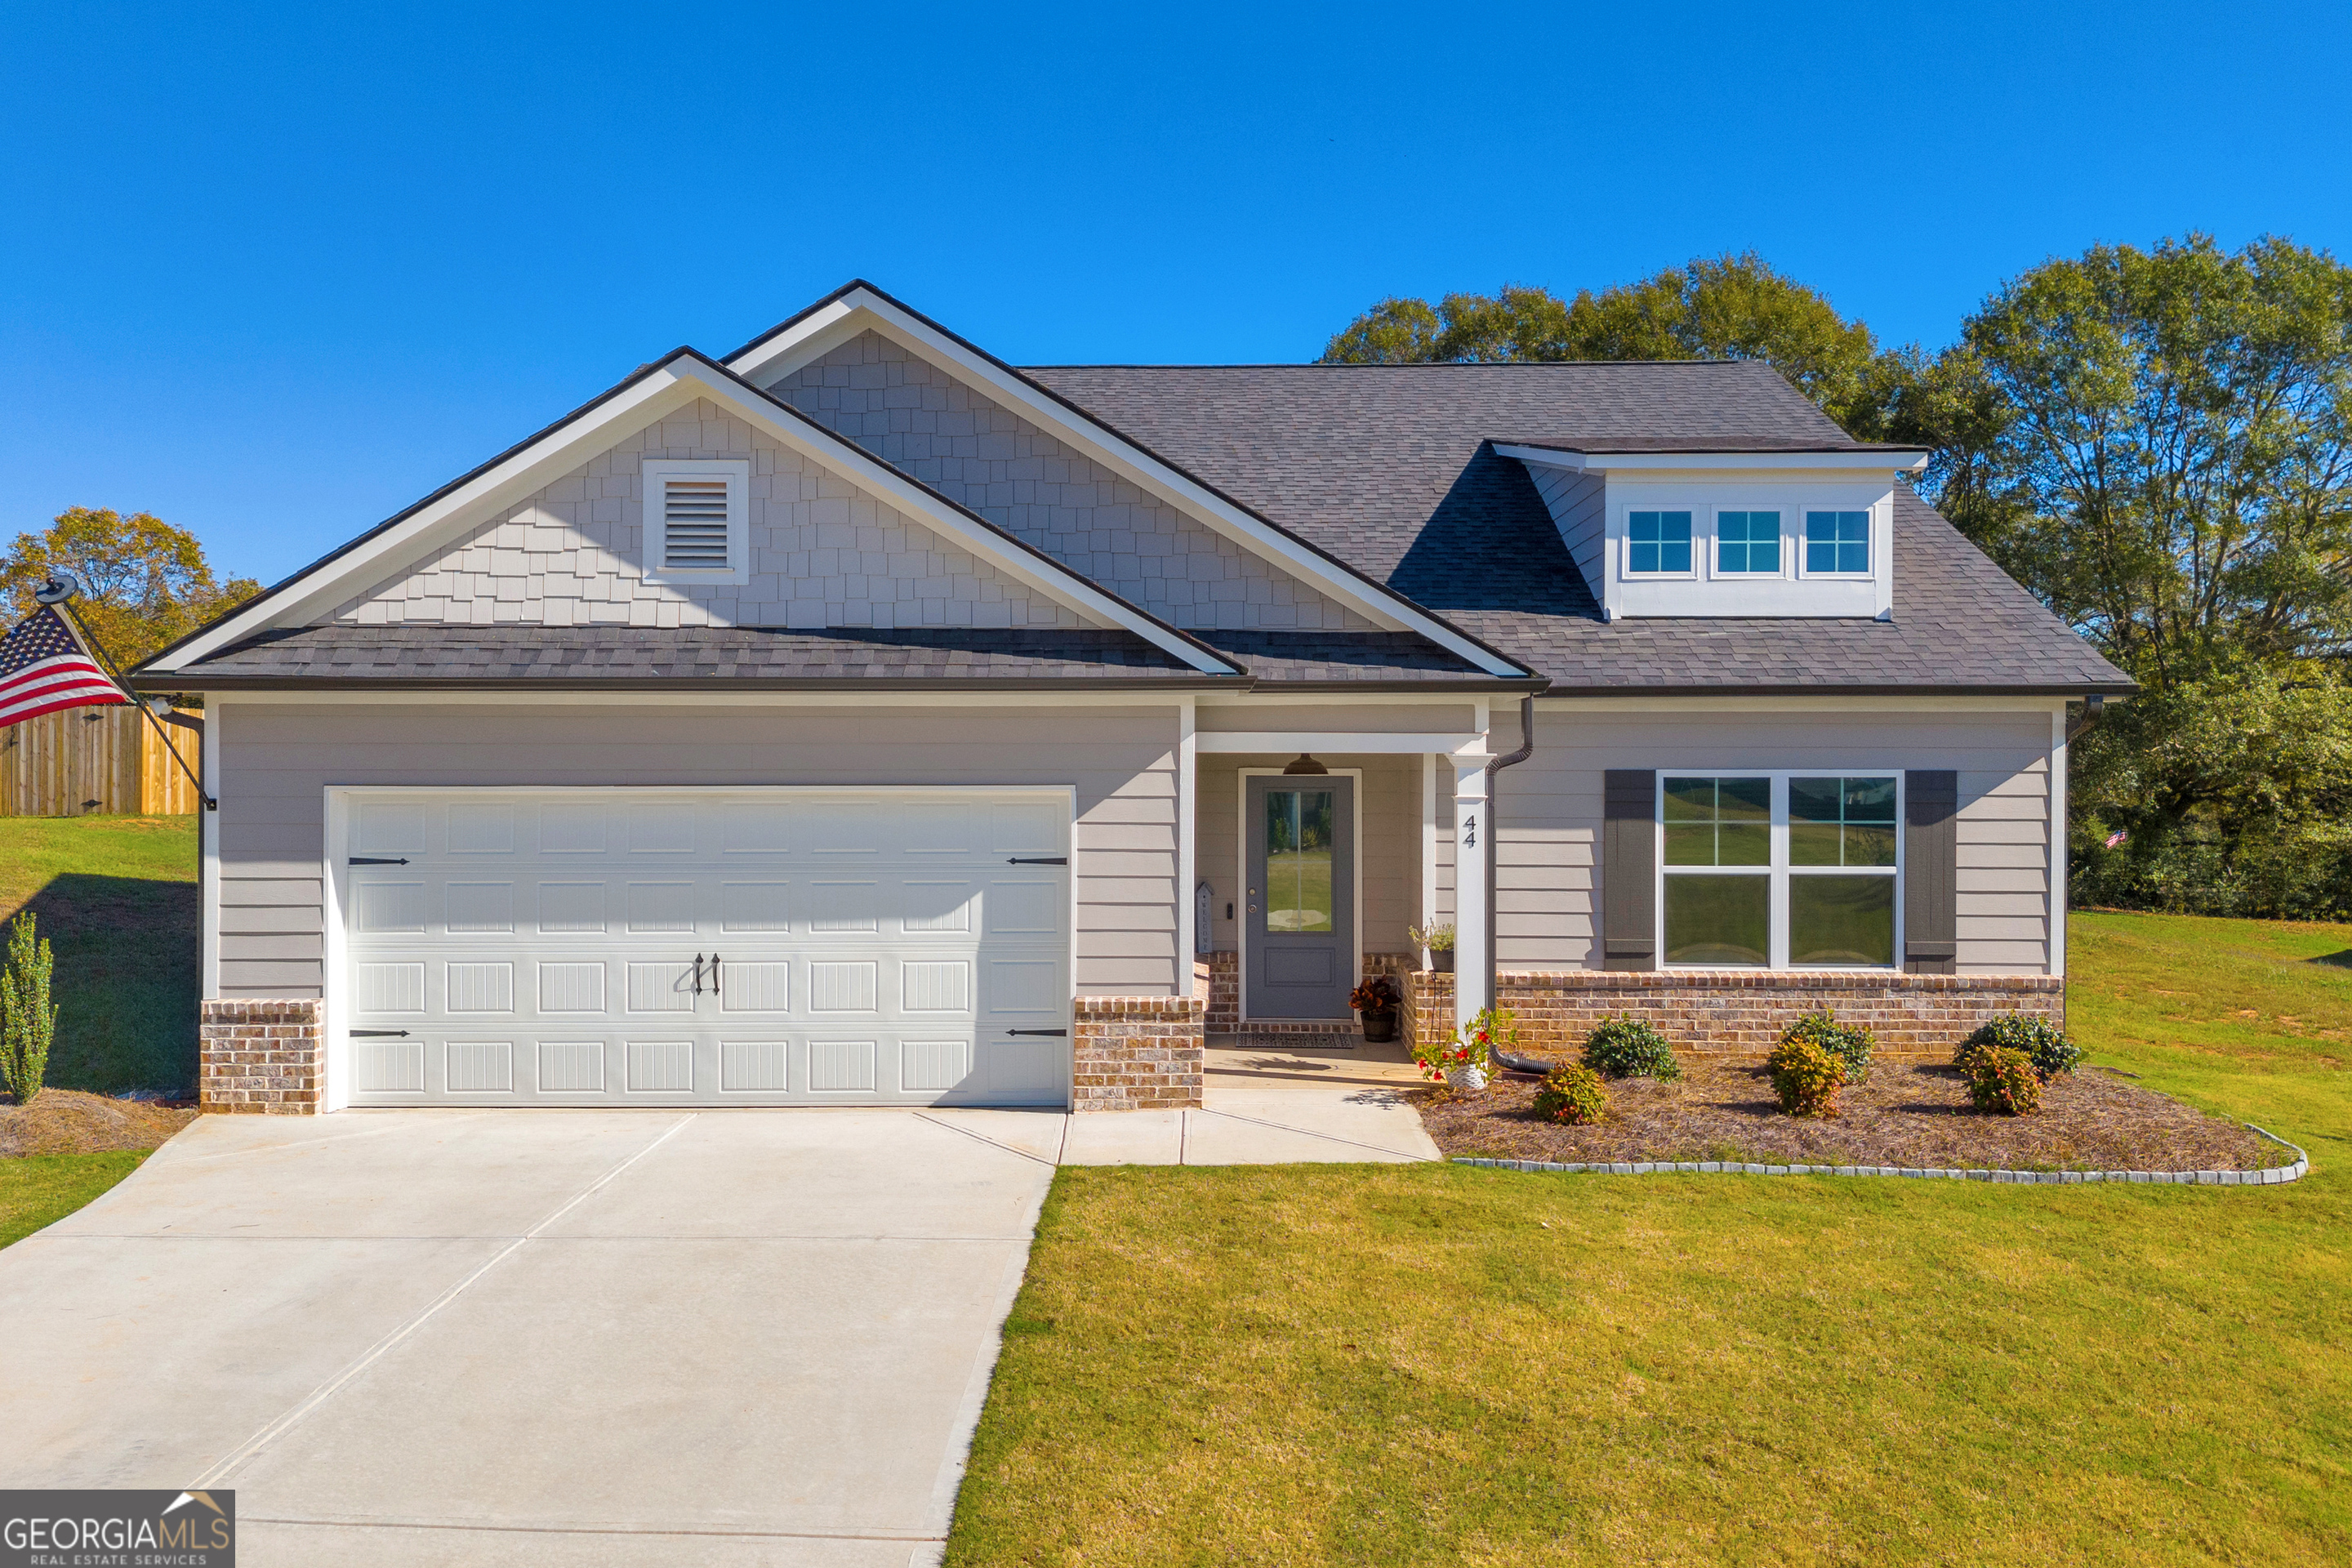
[1904,769,1958,973]
[1601,769,1656,970]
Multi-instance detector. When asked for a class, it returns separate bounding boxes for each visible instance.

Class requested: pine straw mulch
[0,1089,197,1159]
[1415,1060,2286,1173]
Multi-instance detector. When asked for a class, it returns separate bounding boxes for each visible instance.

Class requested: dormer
[1495,443,1929,621]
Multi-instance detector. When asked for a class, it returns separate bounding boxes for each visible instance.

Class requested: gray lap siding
[210,700,1184,999]
[1496,705,2060,974]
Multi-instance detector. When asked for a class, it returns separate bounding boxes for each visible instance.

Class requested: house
[129,282,2132,1113]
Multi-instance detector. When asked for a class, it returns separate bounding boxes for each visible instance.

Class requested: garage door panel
[719,1039,791,1092]
[537,1040,606,1092]
[808,1038,878,1092]
[626,962,697,1013]
[343,790,1071,1107]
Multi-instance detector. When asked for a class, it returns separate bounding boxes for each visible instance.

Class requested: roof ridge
[1021,359,1766,370]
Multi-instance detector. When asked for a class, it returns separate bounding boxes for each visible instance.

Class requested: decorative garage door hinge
[1005,1028,1069,1037]
[1005,856,1067,865]
[350,1029,409,1037]
[348,856,409,865]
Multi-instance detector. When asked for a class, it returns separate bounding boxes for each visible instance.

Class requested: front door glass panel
[1263,790,1334,933]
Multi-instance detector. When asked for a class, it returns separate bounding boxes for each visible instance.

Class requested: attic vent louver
[662,479,731,570]
[642,458,748,582]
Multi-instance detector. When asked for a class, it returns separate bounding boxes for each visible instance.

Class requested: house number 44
[1463,813,1477,848]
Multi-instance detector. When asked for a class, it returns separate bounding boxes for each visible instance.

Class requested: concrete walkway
[0,1058,1433,1565]
[1059,1037,1440,1166]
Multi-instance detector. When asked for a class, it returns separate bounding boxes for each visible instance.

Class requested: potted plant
[1413,1006,1514,1094]
[1350,974,1401,1042]
[1409,923,1456,973]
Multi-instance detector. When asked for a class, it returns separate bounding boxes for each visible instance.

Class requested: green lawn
[0,814,199,1095]
[949,910,2352,1566]
[0,1151,151,1247]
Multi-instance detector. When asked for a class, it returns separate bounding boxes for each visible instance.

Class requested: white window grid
[1615,502,1886,584]
[1654,770,1904,971]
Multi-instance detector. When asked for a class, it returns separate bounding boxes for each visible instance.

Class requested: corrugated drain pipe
[1483,695,1557,1076]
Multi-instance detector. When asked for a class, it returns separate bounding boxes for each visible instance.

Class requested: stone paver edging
[1450,1123,2311,1187]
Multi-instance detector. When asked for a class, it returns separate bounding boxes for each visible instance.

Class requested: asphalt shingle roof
[1192,630,1496,684]
[1023,361,2132,694]
[182,626,1232,686]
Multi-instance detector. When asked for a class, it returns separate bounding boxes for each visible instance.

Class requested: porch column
[1453,758,1490,1029]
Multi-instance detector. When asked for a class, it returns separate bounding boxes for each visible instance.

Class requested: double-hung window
[1660,773,1900,968]
[1628,510,1693,574]
[1803,510,1870,574]
[1716,510,1782,574]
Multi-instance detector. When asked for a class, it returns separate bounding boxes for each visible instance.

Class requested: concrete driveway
[0,1071,1435,1565]
[0,1108,1064,1566]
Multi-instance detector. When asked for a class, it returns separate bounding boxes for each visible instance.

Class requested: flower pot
[1446,1062,1489,1094]
[1360,1008,1398,1044]
[1431,949,1455,973]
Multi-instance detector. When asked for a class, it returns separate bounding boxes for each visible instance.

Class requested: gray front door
[1245,774,1355,1018]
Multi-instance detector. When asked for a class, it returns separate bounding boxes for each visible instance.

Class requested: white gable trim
[146,354,1239,677]
[726,286,1526,678]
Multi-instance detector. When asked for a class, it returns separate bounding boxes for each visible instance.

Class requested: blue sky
[3,1,2347,586]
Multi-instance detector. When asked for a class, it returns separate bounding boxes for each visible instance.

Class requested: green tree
[0,507,261,668]
[1924,234,2352,688]
[2071,661,2352,917]
[1319,253,1919,438]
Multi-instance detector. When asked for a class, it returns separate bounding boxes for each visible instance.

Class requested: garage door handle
[1006,857,1067,865]
[349,856,409,866]
[350,1029,409,1037]
[710,953,719,1000]
[1006,1028,1067,1037]
[691,955,704,996]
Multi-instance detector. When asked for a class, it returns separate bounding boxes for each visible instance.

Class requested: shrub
[1766,1035,1846,1118]
[1580,1013,1682,1081]
[1533,1064,1610,1125]
[1957,1013,2082,1080]
[1780,1008,1873,1084]
[1965,1045,2043,1116]
[1349,975,1401,1013]
[0,911,56,1106]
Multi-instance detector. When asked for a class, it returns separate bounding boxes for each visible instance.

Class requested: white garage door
[336,789,1071,1107]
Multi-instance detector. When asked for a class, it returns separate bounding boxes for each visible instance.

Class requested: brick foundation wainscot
[199,998,325,1113]
[1401,971,2065,1062]
[1073,992,1206,1111]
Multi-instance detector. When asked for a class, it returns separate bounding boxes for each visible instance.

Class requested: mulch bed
[0,1089,197,1159]
[1415,1061,2284,1173]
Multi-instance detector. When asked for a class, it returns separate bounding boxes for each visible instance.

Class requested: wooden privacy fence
[1,704,200,816]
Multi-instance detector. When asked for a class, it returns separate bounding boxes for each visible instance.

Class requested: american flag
[0,603,127,729]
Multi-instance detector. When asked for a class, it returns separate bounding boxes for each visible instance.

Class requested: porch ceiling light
[1282,753,1330,776]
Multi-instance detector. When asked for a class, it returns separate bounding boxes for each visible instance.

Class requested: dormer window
[642,459,751,585]
[1716,510,1782,575]
[1494,443,1916,621]
[1628,511,1693,575]
[1804,510,1871,576]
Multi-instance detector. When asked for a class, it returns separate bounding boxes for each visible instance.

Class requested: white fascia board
[1195,731,1484,755]
[151,356,1235,679]
[1497,443,1929,474]
[728,289,1525,677]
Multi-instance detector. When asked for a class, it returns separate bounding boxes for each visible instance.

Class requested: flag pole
[38,577,215,811]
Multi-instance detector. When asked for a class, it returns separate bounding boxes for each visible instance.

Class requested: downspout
[1482,695,1557,1076]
